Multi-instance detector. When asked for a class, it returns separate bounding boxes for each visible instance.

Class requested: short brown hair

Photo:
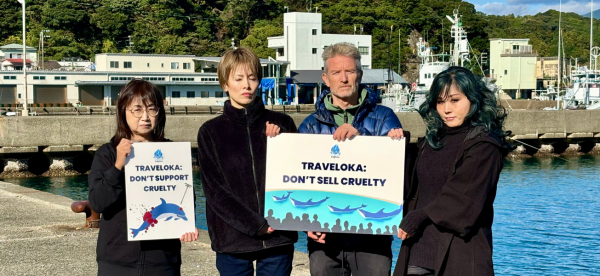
[218,47,263,90]
[113,79,166,147]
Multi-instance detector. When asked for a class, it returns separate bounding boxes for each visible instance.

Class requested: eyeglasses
[127,107,160,118]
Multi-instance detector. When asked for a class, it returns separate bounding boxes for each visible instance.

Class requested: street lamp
[17,0,28,116]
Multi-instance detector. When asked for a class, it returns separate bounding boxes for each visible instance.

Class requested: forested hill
[1,0,599,74]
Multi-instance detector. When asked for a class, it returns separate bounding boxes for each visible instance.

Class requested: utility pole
[17,0,28,116]
[128,35,134,53]
[398,27,401,75]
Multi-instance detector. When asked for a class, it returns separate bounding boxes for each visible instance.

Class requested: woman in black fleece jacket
[197,48,298,276]
[393,67,511,276]
[89,79,197,276]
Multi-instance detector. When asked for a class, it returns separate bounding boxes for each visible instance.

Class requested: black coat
[394,126,507,276]
[197,97,299,254]
[88,139,182,270]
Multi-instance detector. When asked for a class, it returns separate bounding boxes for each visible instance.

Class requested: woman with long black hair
[89,79,197,275]
[394,66,511,276]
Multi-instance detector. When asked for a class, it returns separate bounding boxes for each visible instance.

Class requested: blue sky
[471,0,596,16]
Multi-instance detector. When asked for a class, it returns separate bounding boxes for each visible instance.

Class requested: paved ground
[0,181,310,276]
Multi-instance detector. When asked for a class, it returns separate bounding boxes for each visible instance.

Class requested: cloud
[476,2,531,16]
[505,0,586,5]
[476,1,593,16]
[533,1,594,15]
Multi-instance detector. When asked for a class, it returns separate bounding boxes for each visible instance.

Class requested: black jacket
[89,139,182,269]
[197,97,299,254]
[394,126,508,276]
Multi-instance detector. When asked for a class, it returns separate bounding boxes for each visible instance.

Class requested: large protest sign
[265,134,405,235]
[125,142,195,241]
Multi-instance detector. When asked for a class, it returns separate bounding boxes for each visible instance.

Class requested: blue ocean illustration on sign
[154,149,164,162]
[272,191,293,202]
[131,198,187,238]
[331,144,340,158]
[265,190,402,235]
[289,196,329,208]
[357,207,403,220]
[328,204,367,214]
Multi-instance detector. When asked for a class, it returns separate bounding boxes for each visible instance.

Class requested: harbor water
[3,155,599,275]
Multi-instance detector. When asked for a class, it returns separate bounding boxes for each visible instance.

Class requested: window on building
[147,63,150,68]
[33,76,46,80]
[361,65,369,70]
[3,76,16,80]
[215,91,224,98]
[183,63,191,69]
[110,61,119,68]
[187,91,195,98]
[277,48,284,57]
[124,61,132,68]
[312,48,317,54]
[171,62,179,69]
[504,70,508,75]
[172,91,181,98]
[359,46,369,55]
[200,91,210,98]
[312,29,317,35]
[161,63,164,68]
[54,76,66,80]
[173,77,194,81]
[513,45,519,50]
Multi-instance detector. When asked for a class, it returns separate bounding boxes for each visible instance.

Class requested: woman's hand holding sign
[115,139,134,170]
[180,228,199,242]
[266,122,281,138]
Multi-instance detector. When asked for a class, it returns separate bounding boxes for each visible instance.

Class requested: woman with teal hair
[394,66,511,276]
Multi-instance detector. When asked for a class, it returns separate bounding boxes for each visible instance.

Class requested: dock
[0,181,310,275]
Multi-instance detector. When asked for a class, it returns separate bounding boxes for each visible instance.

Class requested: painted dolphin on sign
[289,197,330,208]
[130,198,188,238]
[357,206,402,220]
[272,191,294,202]
[327,204,368,213]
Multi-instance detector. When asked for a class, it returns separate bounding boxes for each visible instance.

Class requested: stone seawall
[0,110,599,177]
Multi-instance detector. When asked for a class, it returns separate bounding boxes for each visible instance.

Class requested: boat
[382,9,475,112]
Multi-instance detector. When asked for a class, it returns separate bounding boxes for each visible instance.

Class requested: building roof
[0,44,37,50]
[291,69,407,85]
[362,69,407,84]
[96,53,196,57]
[489,38,530,41]
[43,61,62,70]
[291,70,324,84]
[193,57,289,65]
[2,58,33,64]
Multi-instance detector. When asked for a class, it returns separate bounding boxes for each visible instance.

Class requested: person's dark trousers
[216,245,294,276]
[308,240,392,276]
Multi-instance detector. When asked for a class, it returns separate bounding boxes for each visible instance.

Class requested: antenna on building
[354,25,357,35]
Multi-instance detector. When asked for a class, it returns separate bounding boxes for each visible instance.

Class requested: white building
[0,53,288,107]
[489,38,538,99]
[268,12,372,75]
[0,44,37,62]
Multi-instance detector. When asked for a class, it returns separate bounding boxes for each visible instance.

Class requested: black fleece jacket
[197,97,299,254]
[88,139,182,268]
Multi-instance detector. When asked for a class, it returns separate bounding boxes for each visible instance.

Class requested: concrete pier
[0,181,310,275]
